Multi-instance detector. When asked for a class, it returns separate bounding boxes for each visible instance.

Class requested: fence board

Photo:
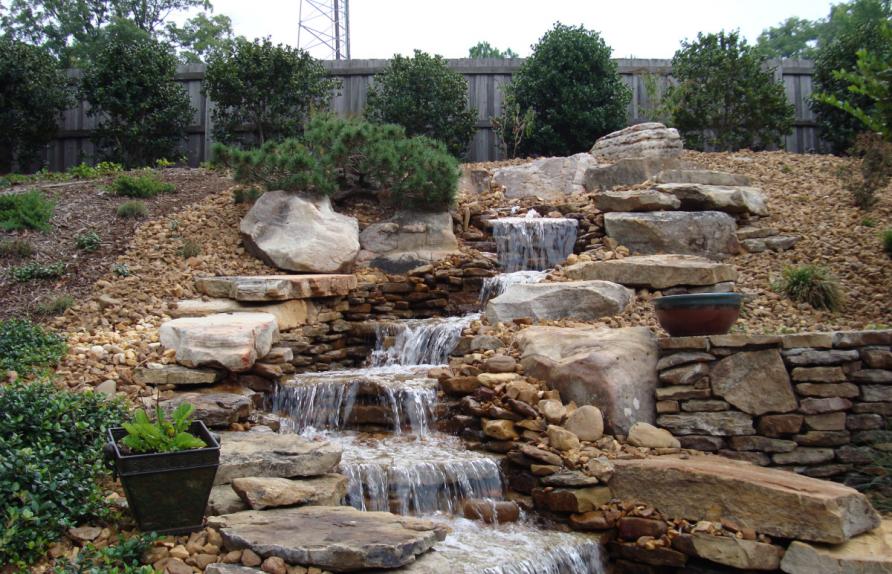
[42,58,823,170]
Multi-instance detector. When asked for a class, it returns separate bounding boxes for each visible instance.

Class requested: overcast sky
[196,0,836,60]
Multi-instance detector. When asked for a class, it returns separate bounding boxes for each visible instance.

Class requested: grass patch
[34,294,75,316]
[0,190,55,231]
[9,261,66,282]
[108,173,174,198]
[0,239,34,259]
[116,200,148,219]
[75,230,101,252]
[178,238,202,258]
[774,264,844,311]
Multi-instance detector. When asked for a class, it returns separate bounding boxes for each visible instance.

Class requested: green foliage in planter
[0,382,127,568]
[365,50,477,158]
[0,318,67,376]
[214,115,460,211]
[883,228,892,256]
[53,533,157,574]
[774,264,845,311]
[76,230,101,252]
[0,238,34,258]
[121,404,206,453]
[116,201,148,219]
[666,30,794,151]
[109,173,175,198]
[10,260,66,282]
[496,23,630,157]
[0,190,55,231]
[205,37,336,146]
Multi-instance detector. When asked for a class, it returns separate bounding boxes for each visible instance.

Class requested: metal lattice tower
[298,0,350,60]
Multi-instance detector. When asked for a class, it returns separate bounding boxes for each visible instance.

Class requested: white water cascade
[491,210,578,272]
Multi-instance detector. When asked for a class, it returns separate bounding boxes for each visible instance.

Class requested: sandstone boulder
[689,533,784,570]
[564,405,605,441]
[169,299,316,331]
[604,211,740,260]
[711,349,798,415]
[215,432,342,485]
[609,456,880,544]
[161,392,253,428]
[654,183,768,216]
[195,274,356,301]
[654,169,751,187]
[493,153,598,199]
[591,123,683,161]
[592,189,681,212]
[240,191,359,273]
[485,281,633,324]
[230,474,347,510]
[563,254,737,289]
[584,157,681,191]
[358,211,460,273]
[780,519,892,573]
[159,313,278,372]
[133,364,222,386]
[517,326,658,434]
[628,422,680,448]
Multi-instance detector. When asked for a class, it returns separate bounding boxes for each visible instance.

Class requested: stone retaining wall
[655,330,892,482]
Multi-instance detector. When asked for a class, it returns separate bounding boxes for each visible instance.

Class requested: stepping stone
[654,169,751,187]
[195,274,357,301]
[604,211,740,260]
[484,280,633,324]
[592,189,681,212]
[654,183,768,216]
[231,474,347,510]
[169,298,317,330]
[609,456,880,544]
[207,506,449,572]
[133,364,223,386]
[564,254,737,289]
[214,432,342,485]
[159,312,278,372]
[780,519,892,573]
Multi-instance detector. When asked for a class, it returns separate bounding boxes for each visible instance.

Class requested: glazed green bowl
[653,293,743,337]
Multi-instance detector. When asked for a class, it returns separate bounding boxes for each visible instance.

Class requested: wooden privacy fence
[44,58,821,170]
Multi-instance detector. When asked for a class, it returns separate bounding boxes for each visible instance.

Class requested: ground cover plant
[116,201,149,219]
[52,533,157,574]
[0,318,66,376]
[774,264,844,311]
[0,238,34,258]
[9,260,66,282]
[0,190,55,231]
[109,173,176,198]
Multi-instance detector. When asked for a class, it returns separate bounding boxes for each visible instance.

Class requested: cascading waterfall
[491,210,578,272]
[370,313,481,366]
[479,270,548,304]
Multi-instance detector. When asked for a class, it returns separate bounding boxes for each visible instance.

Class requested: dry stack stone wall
[655,330,892,482]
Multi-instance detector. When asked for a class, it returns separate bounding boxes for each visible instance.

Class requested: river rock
[592,188,681,212]
[584,157,681,191]
[462,499,521,524]
[492,153,598,199]
[627,422,680,448]
[780,519,892,573]
[484,281,633,324]
[358,211,460,273]
[654,183,768,216]
[215,432,342,485]
[654,169,751,187]
[711,349,798,415]
[208,485,248,515]
[517,326,658,434]
[690,533,784,570]
[590,122,683,161]
[207,506,448,572]
[133,364,223,386]
[564,405,605,441]
[564,254,737,289]
[609,456,881,544]
[240,191,359,273]
[159,313,278,372]
[548,424,581,451]
[195,274,357,301]
[604,211,740,260]
[230,474,347,510]
[482,419,519,440]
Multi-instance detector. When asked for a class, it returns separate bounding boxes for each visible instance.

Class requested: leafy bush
[109,173,175,198]
[80,23,193,167]
[838,132,892,209]
[10,261,66,282]
[496,23,630,157]
[365,50,476,157]
[116,201,148,219]
[0,190,55,231]
[883,228,892,256]
[76,230,101,252]
[0,238,34,258]
[205,37,336,146]
[0,318,66,376]
[0,382,127,568]
[53,534,157,574]
[0,37,72,173]
[121,404,206,453]
[214,115,460,210]
[775,264,844,311]
[666,30,795,151]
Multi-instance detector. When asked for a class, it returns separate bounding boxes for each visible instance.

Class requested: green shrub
[0,382,127,568]
[53,533,157,574]
[0,190,55,231]
[366,50,476,157]
[213,115,460,211]
[205,37,336,146]
[0,38,72,173]
[76,230,101,252]
[883,228,892,256]
[116,201,148,219]
[109,173,175,198]
[66,162,124,180]
[775,264,844,311]
[80,22,193,167]
[0,238,34,258]
[178,238,201,258]
[232,187,263,204]
[838,132,892,209]
[112,263,131,277]
[496,23,630,157]
[35,294,75,316]
[666,30,795,151]
[0,318,66,376]
[10,261,66,282]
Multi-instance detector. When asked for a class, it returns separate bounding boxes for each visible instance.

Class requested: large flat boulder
[592,189,681,212]
[240,191,359,273]
[590,123,682,162]
[485,281,633,324]
[780,519,892,573]
[604,211,740,260]
[230,474,347,510]
[609,456,881,544]
[654,169,751,187]
[196,275,356,301]
[159,313,278,372]
[133,364,222,386]
[215,432,342,485]
[584,157,681,191]
[358,211,460,273]
[168,298,316,330]
[654,183,768,216]
[563,255,737,289]
[493,153,598,199]
[517,326,658,434]
[207,506,449,572]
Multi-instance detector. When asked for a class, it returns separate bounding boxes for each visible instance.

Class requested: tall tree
[165,11,232,63]
[468,41,518,59]
[755,17,818,59]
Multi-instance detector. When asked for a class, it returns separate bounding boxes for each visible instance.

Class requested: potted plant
[105,403,220,534]
[653,292,744,337]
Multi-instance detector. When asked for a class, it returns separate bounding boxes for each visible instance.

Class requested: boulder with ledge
[654,182,768,216]
[358,211,460,273]
[604,211,740,260]
[590,122,683,162]
[563,254,737,290]
[159,312,278,372]
[492,153,598,200]
[484,281,633,324]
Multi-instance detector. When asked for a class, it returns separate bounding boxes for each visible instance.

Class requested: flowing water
[479,270,548,305]
[491,210,578,272]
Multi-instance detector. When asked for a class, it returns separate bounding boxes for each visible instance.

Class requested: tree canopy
[468,41,518,59]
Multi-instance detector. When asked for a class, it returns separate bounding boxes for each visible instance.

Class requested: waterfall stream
[491,210,578,272]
